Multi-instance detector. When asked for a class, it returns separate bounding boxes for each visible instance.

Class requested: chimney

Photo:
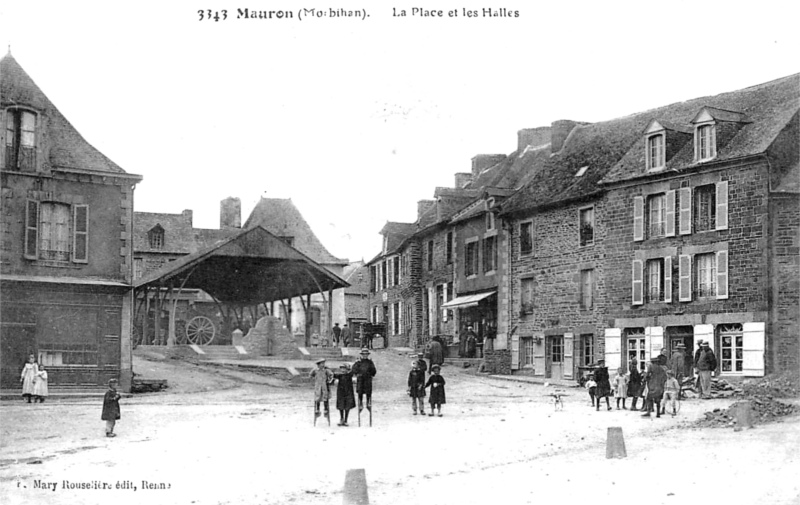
[181,209,193,226]
[471,154,506,177]
[551,120,580,153]
[454,172,472,188]
[220,197,241,229]
[417,199,435,220]
[517,127,551,151]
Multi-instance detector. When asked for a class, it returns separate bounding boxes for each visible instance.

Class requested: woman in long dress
[20,354,38,403]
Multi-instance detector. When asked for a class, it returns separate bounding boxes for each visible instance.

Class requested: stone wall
[483,349,511,375]
[770,194,800,373]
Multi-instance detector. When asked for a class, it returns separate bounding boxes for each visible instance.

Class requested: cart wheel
[186,316,216,345]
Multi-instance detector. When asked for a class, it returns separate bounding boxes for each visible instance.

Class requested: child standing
[101,379,121,437]
[407,361,426,415]
[613,367,629,410]
[333,363,355,426]
[309,358,334,419]
[33,363,49,403]
[20,354,38,403]
[663,370,680,416]
[425,364,446,417]
[585,374,597,407]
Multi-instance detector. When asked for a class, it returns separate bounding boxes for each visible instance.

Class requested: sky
[2,1,798,263]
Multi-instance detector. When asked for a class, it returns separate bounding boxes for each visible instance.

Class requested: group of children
[585,364,681,416]
[407,353,446,417]
[19,354,48,403]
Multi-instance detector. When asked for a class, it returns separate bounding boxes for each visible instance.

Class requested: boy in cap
[352,348,377,411]
[408,360,426,415]
[101,379,122,437]
[309,358,334,420]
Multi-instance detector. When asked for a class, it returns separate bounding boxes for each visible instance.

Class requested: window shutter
[665,190,676,237]
[563,333,574,379]
[398,301,403,335]
[715,181,728,231]
[24,199,39,259]
[633,196,644,241]
[664,255,672,303]
[533,333,545,376]
[604,328,621,371]
[716,250,728,299]
[679,254,692,301]
[679,187,692,235]
[442,283,448,322]
[742,322,765,377]
[511,333,520,371]
[647,326,664,360]
[632,260,643,305]
[73,205,89,263]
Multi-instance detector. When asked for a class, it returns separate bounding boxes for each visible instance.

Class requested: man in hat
[332,323,342,347]
[642,356,667,418]
[664,343,687,414]
[340,324,353,348]
[352,348,377,412]
[309,358,334,420]
[696,342,717,399]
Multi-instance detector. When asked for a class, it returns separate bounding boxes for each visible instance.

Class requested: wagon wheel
[185,316,216,345]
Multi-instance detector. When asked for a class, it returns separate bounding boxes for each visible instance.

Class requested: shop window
[719,324,744,373]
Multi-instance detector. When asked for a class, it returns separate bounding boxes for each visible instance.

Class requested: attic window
[646,134,665,171]
[695,124,716,162]
[279,236,294,247]
[148,226,164,249]
[5,108,37,171]
[575,166,589,177]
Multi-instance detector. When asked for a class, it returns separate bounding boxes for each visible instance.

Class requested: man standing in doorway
[461,325,478,358]
[696,342,717,399]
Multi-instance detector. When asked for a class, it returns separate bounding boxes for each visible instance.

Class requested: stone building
[0,53,142,390]
[500,73,799,379]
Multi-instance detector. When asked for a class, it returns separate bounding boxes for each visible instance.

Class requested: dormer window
[148,225,165,249]
[695,124,716,161]
[5,108,37,171]
[486,212,496,231]
[279,236,294,247]
[646,134,665,170]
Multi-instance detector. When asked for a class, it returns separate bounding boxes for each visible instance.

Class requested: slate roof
[342,261,370,295]
[502,73,800,216]
[467,143,552,190]
[133,211,235,254]
[380,222,416,253]
[1,53,136,176]
[243,197,347,266]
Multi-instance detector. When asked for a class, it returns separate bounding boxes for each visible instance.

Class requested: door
[0,324,37,389]
[547,335,564,380]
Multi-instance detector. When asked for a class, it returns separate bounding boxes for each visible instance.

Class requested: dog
[549,390,567,411]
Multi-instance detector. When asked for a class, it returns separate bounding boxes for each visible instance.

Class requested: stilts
[368,406,372,427]
[358,405,362,427]
[313,402,320,426]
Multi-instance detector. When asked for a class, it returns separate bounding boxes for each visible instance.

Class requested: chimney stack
[454,172,472,188]
[517,127,551,151]
[471,154,506,177]
[181,209,193,226]
[220,197,241,229]
[417,200,435,221]
[551,120,581,153]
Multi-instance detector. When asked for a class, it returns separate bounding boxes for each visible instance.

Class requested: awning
[441,290,496,309]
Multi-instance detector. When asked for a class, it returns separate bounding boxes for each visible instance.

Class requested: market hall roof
[134,226,349,305]
[0,53,139,178]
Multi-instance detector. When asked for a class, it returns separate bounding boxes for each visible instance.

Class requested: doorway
[545,335,564,380]
[667,326,694,377]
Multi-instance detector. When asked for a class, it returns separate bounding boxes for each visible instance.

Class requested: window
[393,302,400,335]
[522,337,535,368]
[381,260,387,289]
[647,193,666,238]
[580,269,593,309]
[696,253,716,298]
[148,225,164,250]
[719,324,743,373]
[694,185,716,232]
[695,124,716,161]
[551,337,563,363]
[520,278,534,315]
[626,329,647,373]
[483,235,497,273]
[427,240,434,271]
[465,240,478,277]
[580,207,594,246]
[278,236,294,247]
[580,334,594,366]
[5,109,36,171]
[134,258,144,280]
[393,256,400,285]
[486,212,496,231]
[520,221,533,255]
[25,201,87,263]
[370,265,377,292]
[646,259,664,303]
[446,230,453,264]
[647,134,665,170]
[445,283,454,321]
